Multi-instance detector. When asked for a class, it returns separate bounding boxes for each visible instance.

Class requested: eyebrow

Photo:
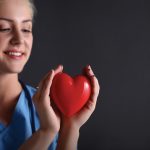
[0,17,32,23]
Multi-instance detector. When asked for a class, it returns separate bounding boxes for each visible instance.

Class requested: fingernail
[87,65,91,69]
[51,69,54,74]
[58,64,62,68]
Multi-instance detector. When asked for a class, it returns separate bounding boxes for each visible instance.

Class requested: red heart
[50,72,91,117]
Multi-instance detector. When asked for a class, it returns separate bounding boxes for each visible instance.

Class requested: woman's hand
[56,65,100,150]
[61,65,100,129]
[32,65,63,136]
[20,65,63,150]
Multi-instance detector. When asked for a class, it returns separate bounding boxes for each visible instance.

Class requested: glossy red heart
[50,72,91,117]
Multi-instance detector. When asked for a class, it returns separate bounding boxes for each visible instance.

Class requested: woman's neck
[0,73,23,125]
[0,73,22,101]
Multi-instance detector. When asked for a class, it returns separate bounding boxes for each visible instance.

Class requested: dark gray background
[20,0,150,150]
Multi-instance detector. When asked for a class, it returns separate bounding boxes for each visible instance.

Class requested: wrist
[56,119,80,150]
[60,120,80,139]
[61,117,80,131]
[39,128,58,140]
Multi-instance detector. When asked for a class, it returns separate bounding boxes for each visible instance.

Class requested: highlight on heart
[50,72,91,117]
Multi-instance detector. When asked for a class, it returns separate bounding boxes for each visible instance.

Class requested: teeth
[7,52,22,56]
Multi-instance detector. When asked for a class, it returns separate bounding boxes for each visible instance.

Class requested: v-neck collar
[0,89,24,133]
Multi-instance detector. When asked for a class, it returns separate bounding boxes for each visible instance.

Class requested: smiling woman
[0,0,100,150]
[0,0,33,74]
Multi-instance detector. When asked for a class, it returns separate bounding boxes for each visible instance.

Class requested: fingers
[83,65,100,103]
[34,65,63,100]
[36,69,53,91]
[77,66,100,117]
[40,64,63,97]
[54,65,63,75]
[33,70,52,100]
[40,70,54,100]
[37,65,63,88]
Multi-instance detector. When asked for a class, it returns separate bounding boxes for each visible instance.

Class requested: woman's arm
[56,65,100,150]
[19,128,56,150]
[56,122,80,150]
[19,65,63,150]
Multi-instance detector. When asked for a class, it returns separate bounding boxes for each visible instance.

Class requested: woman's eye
[22,29,32,33]
[0,28,11,32]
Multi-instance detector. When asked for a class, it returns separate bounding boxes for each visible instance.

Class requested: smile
[5,51,23,56]
[4,50,25,60]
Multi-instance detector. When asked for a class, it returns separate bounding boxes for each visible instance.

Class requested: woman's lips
[4,50,25,60]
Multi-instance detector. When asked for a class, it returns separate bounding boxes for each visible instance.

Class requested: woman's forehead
[0,0,33,13]
[0,0,33,19]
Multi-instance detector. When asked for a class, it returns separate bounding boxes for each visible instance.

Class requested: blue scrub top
[0,84,58,150]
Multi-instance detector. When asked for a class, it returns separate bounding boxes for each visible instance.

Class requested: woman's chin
[5,67,25,74]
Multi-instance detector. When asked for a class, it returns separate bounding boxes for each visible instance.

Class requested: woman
[0,0,100,149]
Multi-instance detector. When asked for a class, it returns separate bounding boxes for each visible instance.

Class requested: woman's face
[0,0,33,74]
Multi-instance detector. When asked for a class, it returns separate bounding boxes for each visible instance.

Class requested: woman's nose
[10,29,24,45]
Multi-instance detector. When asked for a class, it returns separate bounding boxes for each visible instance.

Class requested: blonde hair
[28,0,37,18]
[0,0,37,18]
